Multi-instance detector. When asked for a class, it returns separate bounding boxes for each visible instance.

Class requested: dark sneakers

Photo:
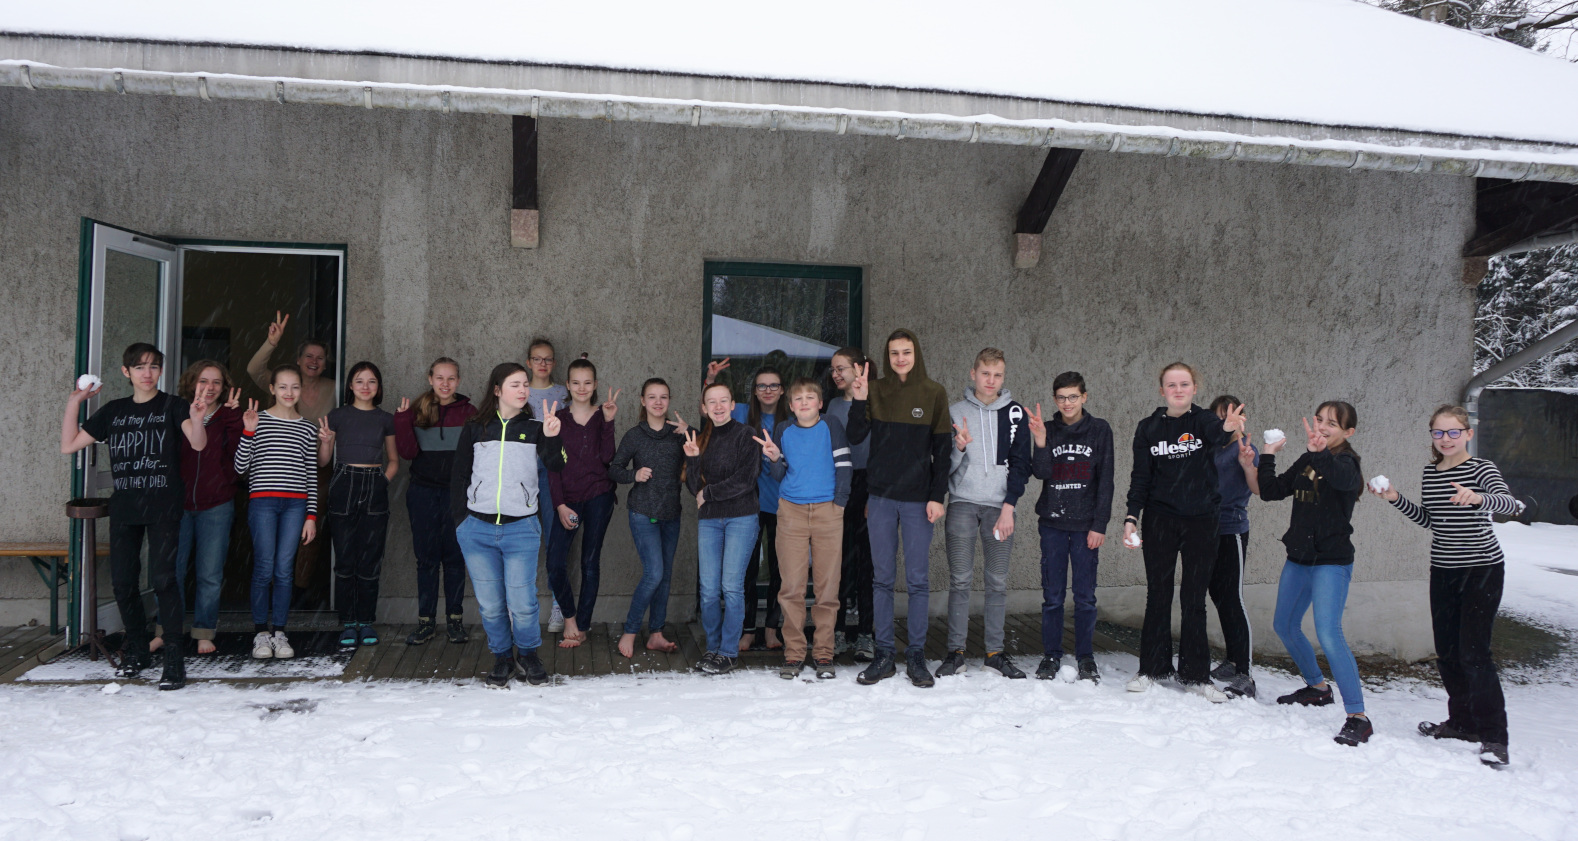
[1479,743,1510,768]
[1277,683,1335,706]
[115,648,151,679]
[857,651,897,685]
[1334,714,1374,746]
[1223,673,1257,699]
[700,654,735,675]
[158,659,186,691]
[906,651,935,688]
[484,653,515,687]
[446,614,469,644]
[1418,720,1479,742]
[1077,658,1100,684]
[406,617,436,646]
[983,652,1026,679]
[1036,656,1061,680]
[693,652,716,674]
[814,659,836,680]
[1210,661,1237,682]
[515,650,549,685]
[935,650,967,677]
[779,660,806,680]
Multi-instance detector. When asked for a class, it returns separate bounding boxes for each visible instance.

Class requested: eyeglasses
[830,366,854,376]
[755,383,783,392]
[1053,394,1083,404]
[1431,429,1466,439]
[529,356,554,365]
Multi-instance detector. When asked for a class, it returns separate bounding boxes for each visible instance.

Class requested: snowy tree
[1475,244,1578,387]
[1355,0,1578,57]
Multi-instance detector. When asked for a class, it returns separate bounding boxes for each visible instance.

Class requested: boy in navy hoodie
[1029,371,1114,682]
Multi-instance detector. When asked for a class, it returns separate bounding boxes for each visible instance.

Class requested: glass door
[71,220,181,640]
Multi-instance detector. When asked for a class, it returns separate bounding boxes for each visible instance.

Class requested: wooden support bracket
[511,115,539,249]
[1012,149,1082,269]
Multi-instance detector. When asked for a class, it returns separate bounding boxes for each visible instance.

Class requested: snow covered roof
[4,0,1578,180]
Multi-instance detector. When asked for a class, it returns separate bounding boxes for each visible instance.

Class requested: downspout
[1464,317,1578,453]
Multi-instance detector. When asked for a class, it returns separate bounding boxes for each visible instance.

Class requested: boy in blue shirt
[761,378,852,679]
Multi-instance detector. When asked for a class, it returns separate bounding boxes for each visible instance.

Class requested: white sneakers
[251,631,295,660]
[1186,682,1229,703]
[1126,674,1154,693]
[548,602,565,633]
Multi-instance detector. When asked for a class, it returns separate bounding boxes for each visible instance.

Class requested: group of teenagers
[60,322,1521,767]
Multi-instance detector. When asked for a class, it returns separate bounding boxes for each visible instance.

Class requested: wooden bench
[0,542,105,635]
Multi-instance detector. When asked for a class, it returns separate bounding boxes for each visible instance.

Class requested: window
[702,261,863,401]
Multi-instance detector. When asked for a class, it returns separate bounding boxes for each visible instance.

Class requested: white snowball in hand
[76,374,102,392]
[1124,532,1142,548]
[1368,475,1390,494]
[1263,429,1286,445]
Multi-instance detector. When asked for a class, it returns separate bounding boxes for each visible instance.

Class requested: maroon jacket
[181,405,245,512]
[549,407,616,506]
[393,395,475,489]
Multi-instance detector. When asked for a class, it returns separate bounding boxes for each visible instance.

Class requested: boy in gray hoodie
[939,348,1034,678]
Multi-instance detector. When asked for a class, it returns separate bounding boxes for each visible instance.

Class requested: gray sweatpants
[945,500,1013,653]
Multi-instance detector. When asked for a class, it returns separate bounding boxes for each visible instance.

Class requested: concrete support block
[1013,232,1041,269]
[1462,255,1489,286]
[511,208,539,248]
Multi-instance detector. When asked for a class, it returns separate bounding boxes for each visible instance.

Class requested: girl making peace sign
[545,357,620,648]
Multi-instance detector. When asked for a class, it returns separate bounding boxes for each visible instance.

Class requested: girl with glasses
[525,339,572,634]
[1371,404,1522,767]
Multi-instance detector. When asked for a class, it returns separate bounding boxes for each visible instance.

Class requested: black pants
[328,465,390,625]
[408,481,466,620]
[1431,563,1508,745]
[1140,511,1217,684]
[836,469,874,639]
[110,518,183,663]
[1208,532,1253,675]
[742,511,782,638]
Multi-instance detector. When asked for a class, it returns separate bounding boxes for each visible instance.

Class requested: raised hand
[540,400,563,437]
[1303,417,1327,453]
[1222,402,1247,434]
[1027,403,1047,448]
[265,310,289,347]
[1236,437,1257,469]
[1263,431,1287,455]
[397,397,411,414]
[682,428,701,458]
[189,392,210,423]
[242,399,260,433]
[953,416,973,452]
[1448,481,1483,507]
[68,380,103,403]
[753,429,782,462]
[1366,481,1399,503]
[317,416,335,442]
[850,362,870,400]
[635,466,653,483]
[671,412,689,435]
[602,387,622,422]
[225,388,242,410]
[705,358,731,385]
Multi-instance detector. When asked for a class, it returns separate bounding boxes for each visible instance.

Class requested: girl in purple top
[546,357,619,647]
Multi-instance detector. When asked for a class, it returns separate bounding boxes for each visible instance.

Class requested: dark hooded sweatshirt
[1032,411,1115,533]
[844,329,952,505]
[1125,405,1234,520]
[1257,449,1362,565]
[394,394,475,489]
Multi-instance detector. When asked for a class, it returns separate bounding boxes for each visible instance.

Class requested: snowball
[1368,475,1390,494]
[1124,532,1142,548]
[1263,429,1286,445]
[101,682,121,695]
[76,374,102,392]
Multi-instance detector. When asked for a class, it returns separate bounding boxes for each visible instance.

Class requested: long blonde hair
[1428,404,1470,465]
[413,357,460,429]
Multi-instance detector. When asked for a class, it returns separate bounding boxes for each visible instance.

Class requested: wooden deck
[0,615,1135,685]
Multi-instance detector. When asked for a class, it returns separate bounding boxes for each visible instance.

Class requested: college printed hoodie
[844,330,952,504]
[1125,405,1234,520]
[394,395,475,489]
[1257,449,1362,565]
[449,410,565,525]
[948,388,1033,509]
[1032,410,1115,533]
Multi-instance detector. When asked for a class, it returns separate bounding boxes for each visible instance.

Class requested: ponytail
[413,357,460,429]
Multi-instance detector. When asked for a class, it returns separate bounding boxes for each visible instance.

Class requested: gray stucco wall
[0,87,1474,657]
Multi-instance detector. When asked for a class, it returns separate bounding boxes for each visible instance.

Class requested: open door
[70,220,181,641]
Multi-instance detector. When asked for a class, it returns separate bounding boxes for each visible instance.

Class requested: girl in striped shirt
[235,365,320,661]
[1371,404,1521,767]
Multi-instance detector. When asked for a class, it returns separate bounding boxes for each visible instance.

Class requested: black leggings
[742,512,781,639]
[836,470,873,638]
[1431,564,1508,745]
[1208,532,1252,675]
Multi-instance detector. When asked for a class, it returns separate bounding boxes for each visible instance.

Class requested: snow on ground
[1497,521,1578,631]
[8,0,1578,146]
[3,525,1574,841]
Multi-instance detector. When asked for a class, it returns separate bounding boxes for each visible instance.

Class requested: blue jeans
[1273,560,1365,714]
[697,515,758,657]
[248,497,306,629]
[624,512,681,635]
[867,495,934,656]
[176,500,234,638]
[1039,524,1099,659]
[546,490,617,625]
[457,515,544,655]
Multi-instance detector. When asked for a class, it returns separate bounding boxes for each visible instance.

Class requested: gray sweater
[608,421,687,521]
